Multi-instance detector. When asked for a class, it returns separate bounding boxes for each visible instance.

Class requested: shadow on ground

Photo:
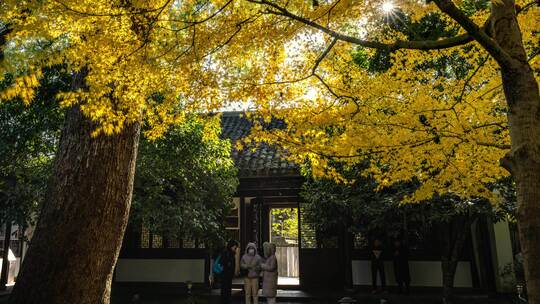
[110,288,518,304]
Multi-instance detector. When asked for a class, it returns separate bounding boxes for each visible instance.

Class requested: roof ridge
[218,111,253,117]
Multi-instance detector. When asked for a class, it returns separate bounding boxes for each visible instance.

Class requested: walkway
[109,286,516,304]
[233,277,300,286]
[1,286,516,304]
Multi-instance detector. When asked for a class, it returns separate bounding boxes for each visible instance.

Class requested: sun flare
[381,1,395,13]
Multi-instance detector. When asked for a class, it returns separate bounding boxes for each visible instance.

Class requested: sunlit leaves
[231,1,537,203]
[0,0,538,203]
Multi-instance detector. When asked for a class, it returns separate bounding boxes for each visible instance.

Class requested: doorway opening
[269,207,300,286]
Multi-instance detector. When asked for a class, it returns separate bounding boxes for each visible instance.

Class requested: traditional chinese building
[113,112,518,293]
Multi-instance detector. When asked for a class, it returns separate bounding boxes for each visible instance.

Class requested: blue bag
[212,255,223,275]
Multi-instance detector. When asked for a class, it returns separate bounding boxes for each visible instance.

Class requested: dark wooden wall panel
[299,249,343,288]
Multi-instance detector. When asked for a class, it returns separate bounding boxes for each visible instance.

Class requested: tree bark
[9,102,141,303]
[492,1,540,303]
[441,223,455,304]
[440,216,471,304]
[0,221,12,290]
[343,229,353,290]
[442,259,458,304]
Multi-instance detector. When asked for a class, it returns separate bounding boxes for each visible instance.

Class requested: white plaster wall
[115,259,205,283]
[0,257,21,285]
[351,260,473,287]
[492,220,516,292]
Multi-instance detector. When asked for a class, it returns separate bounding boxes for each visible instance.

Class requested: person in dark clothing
[220,239,239,304]
[370,239,386,293]
[393,240,411,294]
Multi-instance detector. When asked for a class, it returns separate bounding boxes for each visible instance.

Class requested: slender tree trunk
[0,25,12,62]
[442,259,458,304]
[492,1,540,303]
[0,221,12,290]
[0,27,13,291]
[440,223,456,304]
[341,225,353,289]
[9,101,141,303]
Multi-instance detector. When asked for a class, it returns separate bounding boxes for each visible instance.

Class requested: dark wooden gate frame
[236,175,304,287]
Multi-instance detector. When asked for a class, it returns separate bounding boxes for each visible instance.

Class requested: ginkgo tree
[235,1,539,301]
[0,0,538,303]
[1,1,244,302]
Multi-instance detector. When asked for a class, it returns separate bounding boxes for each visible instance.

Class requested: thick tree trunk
[9,103,141,303]
[492,1,540,303]
[0,221,12,290]
[504,78,540,303]
[442,259,458,304]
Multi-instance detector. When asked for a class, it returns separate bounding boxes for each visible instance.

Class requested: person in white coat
[240,243,262,304]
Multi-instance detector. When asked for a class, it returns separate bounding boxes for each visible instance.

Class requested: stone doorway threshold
[233,277,300,288]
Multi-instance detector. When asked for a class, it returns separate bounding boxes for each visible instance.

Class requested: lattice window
[167,238,180,248]
[225,229,240,243]
[319,236,338,249]
[152,234,163,248]
[140,227,150,248]
[183,238,195,248]
[299,205,317,249]
[252,199,259,245]
[354,232,369,250]
[225,198,241,244]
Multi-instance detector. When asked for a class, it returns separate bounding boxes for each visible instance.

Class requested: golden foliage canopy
[1,0,539,201]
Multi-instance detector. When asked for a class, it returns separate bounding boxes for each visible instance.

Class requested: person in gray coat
[261,242,278,304]
[240,242,262,304]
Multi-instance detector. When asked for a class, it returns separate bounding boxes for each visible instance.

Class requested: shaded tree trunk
[344,231,353,289]
[492,1,540,303]
[442,259,458,304]
[0,25,12,62]
[440,216,471,304]
[0,221,12,291]
[340,225,353,289]
[10,98,141,302]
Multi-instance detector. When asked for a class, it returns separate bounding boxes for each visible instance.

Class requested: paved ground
[0,294,521,304]
[0,286,521,304]
[108,287,520,304]
[108,294,518,304]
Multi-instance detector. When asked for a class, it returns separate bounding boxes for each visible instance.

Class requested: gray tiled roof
[220,112,299,177]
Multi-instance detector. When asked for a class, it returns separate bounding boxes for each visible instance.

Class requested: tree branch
[202,14,261,59]
[431,0,516,68]
[476,141,511,149]
[517,0,539,13]
[251,0,475,51]
[0,24,12,62]
[160,0,234,26]
[53,0,172,17]
[312,38,337,73]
